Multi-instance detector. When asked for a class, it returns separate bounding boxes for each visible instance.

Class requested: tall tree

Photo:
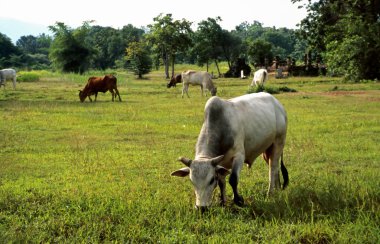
[247,39,273,67]
[147,13,192,78]
[293,0,380,80]
[49,22,94,74]
[86,26,124,70]
[192,17,225,76]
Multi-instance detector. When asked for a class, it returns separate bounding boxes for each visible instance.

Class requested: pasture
[0,70,379,242]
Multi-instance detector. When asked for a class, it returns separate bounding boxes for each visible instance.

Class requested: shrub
[247,85,297,94]
[18,71,40,82]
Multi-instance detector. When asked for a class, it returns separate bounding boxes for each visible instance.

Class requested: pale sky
[1,0,307,41]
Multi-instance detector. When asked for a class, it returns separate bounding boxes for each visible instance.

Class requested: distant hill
[0,18,50,43]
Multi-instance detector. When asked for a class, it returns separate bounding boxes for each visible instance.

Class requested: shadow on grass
[225,178,378,224]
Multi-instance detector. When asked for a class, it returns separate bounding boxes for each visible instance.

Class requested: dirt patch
[321,90,380,102]
[324,91,367,96]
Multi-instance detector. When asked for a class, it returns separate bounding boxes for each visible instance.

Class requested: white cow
[181,70,217,98]
[0,68,17,89]
[171,92,288,210]
[251,68,268,87]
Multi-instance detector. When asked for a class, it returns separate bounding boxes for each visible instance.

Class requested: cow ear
[178,157,192,167]
[211,155,224,166]
[216,165,230,176]
[171,167,190,177]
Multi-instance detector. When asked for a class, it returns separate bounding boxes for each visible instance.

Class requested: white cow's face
[171,156,229,209]
[190,161,218,207]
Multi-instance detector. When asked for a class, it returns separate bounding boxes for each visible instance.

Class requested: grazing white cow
[171,92,288,210]
[251,68,268,87]
[181,70,217,98]
[0,68,17,89]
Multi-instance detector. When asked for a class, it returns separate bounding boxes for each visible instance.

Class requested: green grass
[0,70,379,242]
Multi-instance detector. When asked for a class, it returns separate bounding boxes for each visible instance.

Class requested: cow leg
[229,154,245,206]
[110,90,115,102]
[12,76,16,89]
[200,84,204,97]
[114,88,122,102]
[88,96,93,102]
[267,143,285,196]
[94,92,98,102]
[182,83,189,98]
[218,176,227,206]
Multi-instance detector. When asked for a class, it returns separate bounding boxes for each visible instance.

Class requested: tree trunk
[171,55,175,78]
[162,48,169,79]
[214,60,221,77]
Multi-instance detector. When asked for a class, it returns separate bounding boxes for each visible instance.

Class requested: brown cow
[78,75,122,102]
[167,74,182,88]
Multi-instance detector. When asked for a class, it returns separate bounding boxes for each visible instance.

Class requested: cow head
[171,155,230,209]
[167,74,181,88]
[78,90,86,102]
[167,77,176,88]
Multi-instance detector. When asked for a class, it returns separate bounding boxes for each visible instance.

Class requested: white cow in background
[181,70,217,98]
[251,68,268,87]
[0,68,17,89]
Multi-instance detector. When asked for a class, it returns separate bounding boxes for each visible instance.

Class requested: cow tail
[280,153,289,189]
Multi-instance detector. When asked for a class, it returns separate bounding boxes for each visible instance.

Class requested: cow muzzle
[195,205,209,213]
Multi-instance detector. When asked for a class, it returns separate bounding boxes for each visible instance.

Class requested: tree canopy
[293,0,380,80]
[2,5,379,81]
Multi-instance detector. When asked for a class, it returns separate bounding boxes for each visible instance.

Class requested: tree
[192,17,226,76]
[86,26,124,70]
[147,13,192,78]
[125,41,152,78]
[16,34,52,69]
[247,39,273,67]
[234,21,299,63]
[0,33,20,67]
[16,35,39,54]
[49,22,94,74]
[293,0,380,80]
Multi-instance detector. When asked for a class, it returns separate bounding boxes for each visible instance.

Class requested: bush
[247,85,297,94]
[18,71,40,82]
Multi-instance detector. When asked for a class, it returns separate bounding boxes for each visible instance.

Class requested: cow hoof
[234,196,244,207]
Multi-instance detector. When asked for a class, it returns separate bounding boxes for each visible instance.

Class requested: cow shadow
[220,179,368,223]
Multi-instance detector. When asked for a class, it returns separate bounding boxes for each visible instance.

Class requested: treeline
[0,16,305,77]
[1,0,379,81]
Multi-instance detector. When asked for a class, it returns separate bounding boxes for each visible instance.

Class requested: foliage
[14,34,52,70]
[86,25,145,70]
[0,33,20,67]
[0,71,379,242]
[247,39,273,67]
[233,21,301,65]
[247,85,297,94]
[146,14,193,78]
[293,0,380,81]
[48,22,94,74]
[125,41,152,78]
[17,71,40,82]
[191,17,240,75]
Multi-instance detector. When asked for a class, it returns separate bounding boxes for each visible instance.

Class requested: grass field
[0,69,379,242]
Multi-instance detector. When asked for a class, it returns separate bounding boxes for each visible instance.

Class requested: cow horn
[211,155,224,166]
[178,157,192,167]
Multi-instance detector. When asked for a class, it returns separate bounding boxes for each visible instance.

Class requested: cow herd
[2,67,288,211]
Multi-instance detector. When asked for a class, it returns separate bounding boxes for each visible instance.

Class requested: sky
[0,0,307,43]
